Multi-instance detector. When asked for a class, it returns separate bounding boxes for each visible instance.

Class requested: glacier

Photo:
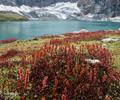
[0,2,120,22]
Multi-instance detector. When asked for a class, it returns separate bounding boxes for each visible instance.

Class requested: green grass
[0,11,28,21]
[105,41,120,69]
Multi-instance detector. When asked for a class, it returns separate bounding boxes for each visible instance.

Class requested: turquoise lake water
[0,20,120,40]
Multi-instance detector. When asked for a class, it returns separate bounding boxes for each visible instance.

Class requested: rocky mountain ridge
[0,0,78,6]
[0,0,119,21]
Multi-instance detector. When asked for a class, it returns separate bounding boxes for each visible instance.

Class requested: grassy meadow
[0,11,27,21]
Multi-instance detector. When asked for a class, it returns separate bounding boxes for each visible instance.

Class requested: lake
[0,20,120,40]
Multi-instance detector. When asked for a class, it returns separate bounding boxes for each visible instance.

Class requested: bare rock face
[0,0,119,18]
[77,0,120,17]
[0,0,78,7]
[0,0,17,6]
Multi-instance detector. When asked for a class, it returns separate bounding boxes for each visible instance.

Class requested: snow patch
[35,2,81,20]
[0,4,39,14]
[109,16,120,22]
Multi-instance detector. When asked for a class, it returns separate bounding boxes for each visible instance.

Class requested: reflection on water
[0,20,120,40]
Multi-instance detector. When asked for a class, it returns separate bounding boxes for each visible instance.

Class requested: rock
[73,29,89,33]
[101,38,119,42]
[79,29,89,33]
[32,37,39,40]
[85,59,101,64]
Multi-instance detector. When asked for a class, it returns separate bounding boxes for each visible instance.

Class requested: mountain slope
[0,2,84,20]
[0,11,28,21]
[0,0,119,21]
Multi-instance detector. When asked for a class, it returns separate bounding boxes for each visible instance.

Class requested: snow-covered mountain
[0,2,83,20]
[0,2,120,22]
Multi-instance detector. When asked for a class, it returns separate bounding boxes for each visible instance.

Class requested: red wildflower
[42,76,48,90]
[61,94,67,100]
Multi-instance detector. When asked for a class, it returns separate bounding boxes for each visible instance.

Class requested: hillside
[0,11,28,21]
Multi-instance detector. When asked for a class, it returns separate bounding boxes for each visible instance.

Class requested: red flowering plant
[63,30,120,44]
[0,38,16,44]
[50,38,69,45]
[29,44,120,100]
[0,49,19,68]
[50,38,63,45]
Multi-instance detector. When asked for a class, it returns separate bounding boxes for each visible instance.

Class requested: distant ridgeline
[0,0,78,6]
[0,0,119,17]
[0,0,120,20]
